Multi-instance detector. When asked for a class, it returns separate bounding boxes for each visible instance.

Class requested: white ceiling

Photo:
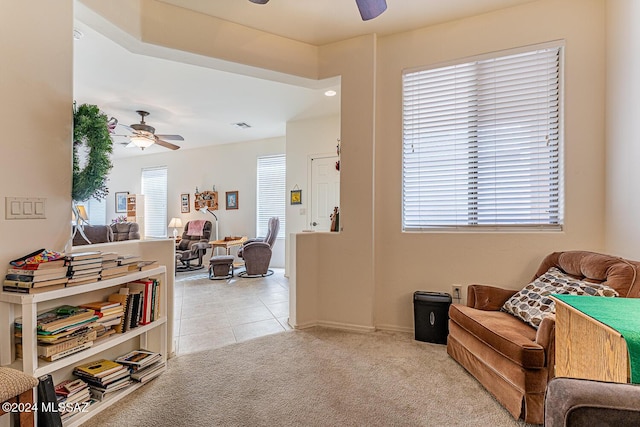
[73,0,534,158]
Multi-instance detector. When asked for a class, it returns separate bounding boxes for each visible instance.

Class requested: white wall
[107,137,286,266]
[285,114,341,274]
[605,0,640,259]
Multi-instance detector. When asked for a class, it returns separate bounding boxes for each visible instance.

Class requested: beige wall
[374,0,607,331]
[605,0,640,260]
[3,0,616,335]
[285,114,341,274]
[0,0,74,263]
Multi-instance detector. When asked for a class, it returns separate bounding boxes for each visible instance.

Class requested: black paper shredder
[413,291,452,344]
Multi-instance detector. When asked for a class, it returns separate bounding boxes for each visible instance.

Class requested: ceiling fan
[120,110,183,151]
[248,0,388,21]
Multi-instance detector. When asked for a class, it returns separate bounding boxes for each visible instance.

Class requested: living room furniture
[72,224,113,246]
[208,255,235,280]
[0,367,38,427]
[209,237,248,256]
[237,217,279,277]
[0,266,167,426]
[553,295,638,384]
[447,250,640,424]
[111,222,141,241]
[126,194,145,237]
[175,220,212,272]
[544,377,640,426]
[72,223,141,246]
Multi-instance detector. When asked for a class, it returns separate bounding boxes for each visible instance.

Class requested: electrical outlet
[451,285,462,301]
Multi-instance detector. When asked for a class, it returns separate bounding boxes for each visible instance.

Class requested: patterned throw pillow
[501,267,619,329]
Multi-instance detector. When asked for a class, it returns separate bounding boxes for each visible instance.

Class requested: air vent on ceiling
[232,122,252,129]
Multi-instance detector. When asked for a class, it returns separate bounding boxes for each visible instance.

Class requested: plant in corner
[72,103,113,202]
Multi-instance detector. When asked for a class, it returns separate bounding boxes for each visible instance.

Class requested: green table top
[552,294,640,384]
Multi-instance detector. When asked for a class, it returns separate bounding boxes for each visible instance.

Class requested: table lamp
[168,217,183,239]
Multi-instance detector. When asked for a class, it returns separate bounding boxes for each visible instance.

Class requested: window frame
[401,41,565,232]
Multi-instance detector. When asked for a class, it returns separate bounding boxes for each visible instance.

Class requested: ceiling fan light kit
[249,0,269,4]
[125,110,183,151]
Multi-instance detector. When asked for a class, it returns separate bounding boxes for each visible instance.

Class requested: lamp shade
[130,135,154,149]
[76,205,89,221]
[168,217,183,228]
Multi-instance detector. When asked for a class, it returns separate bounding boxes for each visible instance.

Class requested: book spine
[38,330,97,357]
[42,342,93,362]
[3,279,32,288]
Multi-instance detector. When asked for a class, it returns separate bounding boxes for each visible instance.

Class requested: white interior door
[310,155,340,231]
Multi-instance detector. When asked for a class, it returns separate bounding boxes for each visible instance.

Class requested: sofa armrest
[545,378,640,427]
[191,242,211,252]
[536,314,556,374]
[467,284,518,311]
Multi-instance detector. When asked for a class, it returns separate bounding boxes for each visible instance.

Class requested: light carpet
[82,328,531,426]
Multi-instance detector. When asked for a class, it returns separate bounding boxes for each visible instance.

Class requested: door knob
[312,222,318,226]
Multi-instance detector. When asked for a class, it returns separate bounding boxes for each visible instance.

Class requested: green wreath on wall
[72,103,113,202]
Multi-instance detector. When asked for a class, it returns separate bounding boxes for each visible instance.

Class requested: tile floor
[173,267,291,355]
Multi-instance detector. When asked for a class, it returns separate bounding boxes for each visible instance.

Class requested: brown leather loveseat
[447,251,640,424]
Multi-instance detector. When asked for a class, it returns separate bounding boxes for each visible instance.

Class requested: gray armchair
[238,217,279,277]
[544,377,640,426]
[176,220,212,272]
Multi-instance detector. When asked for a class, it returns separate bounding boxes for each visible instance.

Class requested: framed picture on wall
[226,191,238,210]
[115,192,129,213]
[181,193,190,213]
[291,189,302,205]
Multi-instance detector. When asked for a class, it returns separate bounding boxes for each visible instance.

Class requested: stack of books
[116,349,165,383]
[116,254,141,268]
[79,300,125,339]
[66,251,103,286]
[3,249,68,293]
[129,260,158,272]
[73,359,132,401]
[54,378,93,422]
[4,263,68,294]
[14,305,99,362]
[101,252,129,279]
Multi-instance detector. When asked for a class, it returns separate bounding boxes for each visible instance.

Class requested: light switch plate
[5,197,46,219]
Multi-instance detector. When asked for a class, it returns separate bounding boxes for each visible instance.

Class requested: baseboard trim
[316,320,376,333]
[375,324,413,334]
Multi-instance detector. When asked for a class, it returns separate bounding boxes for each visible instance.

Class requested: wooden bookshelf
[0,266,167,426]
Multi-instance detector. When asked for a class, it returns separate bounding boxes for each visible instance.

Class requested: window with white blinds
[141,166,168,238]
[85,197,106,225]
[257,155,285,239]
[402,44,564,231]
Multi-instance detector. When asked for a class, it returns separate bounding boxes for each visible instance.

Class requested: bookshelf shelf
[0,265,168,427]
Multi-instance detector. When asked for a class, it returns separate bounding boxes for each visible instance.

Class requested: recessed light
[324,90,337,97]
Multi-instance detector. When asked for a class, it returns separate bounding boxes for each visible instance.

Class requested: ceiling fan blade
[355,0,387,21]
[155,134,184,141]
[155,138,181,150]
[124,142,136,148]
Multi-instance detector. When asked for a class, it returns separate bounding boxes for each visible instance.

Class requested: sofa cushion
[502,267,619,329]
[449,304,545,369]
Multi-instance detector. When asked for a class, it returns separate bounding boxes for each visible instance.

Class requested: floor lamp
[199,206,219,242]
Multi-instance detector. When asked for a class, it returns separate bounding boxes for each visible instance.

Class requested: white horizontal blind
[402,45,563,230]
[86,196,106,225]
[141,166,168,238]
[257,155,285,239]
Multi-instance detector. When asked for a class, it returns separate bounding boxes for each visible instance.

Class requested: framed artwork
[181,193,190,213]
[291,189,302,205]
[226,191,239,210]
[115,192,129,213]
